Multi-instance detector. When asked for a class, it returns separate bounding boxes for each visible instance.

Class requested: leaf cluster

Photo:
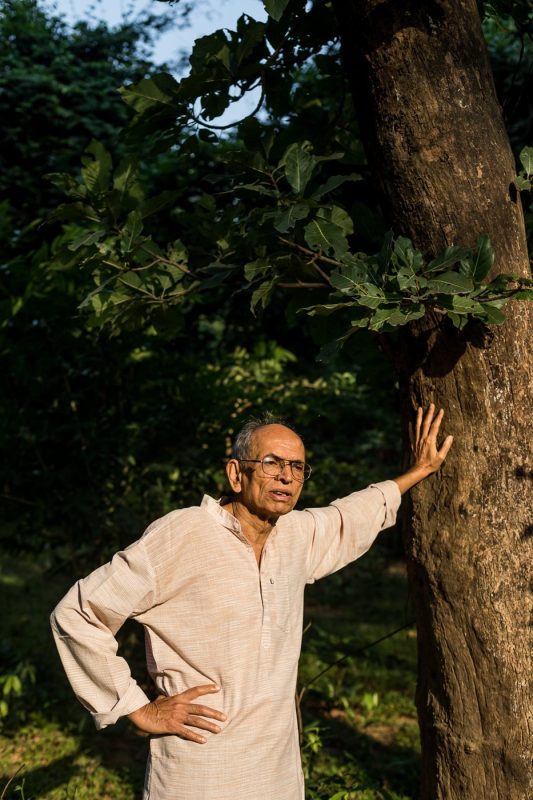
[515,145,533,190]
[49,133,532,348]
[303,232,533,352]
[41,0,532,347]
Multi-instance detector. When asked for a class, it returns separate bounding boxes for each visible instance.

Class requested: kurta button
[270,578,274,584]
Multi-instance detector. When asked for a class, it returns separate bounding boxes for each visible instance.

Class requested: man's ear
[226,459,242,493]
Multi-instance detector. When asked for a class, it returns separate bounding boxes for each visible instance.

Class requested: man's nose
[277,462,292,481]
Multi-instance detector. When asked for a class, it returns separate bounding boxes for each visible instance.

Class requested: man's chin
[252,502,295,522]
[265,499,297,517]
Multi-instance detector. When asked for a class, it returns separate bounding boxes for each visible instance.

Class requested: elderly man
[51,405,452,800]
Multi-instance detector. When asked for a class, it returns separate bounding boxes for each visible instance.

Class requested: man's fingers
[437,434,454,461]
[186,715,223,734]
[174,725,208,744]
[429,408,444,438]
[183,702,226,721]
[181,683,220,701]
[414,407,423,447]
[421,403,435,441]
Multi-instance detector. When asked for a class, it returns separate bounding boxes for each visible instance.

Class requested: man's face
[228,424,306,520]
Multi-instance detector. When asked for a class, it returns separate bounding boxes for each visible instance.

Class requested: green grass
[300,548,420,799]
[0,542,419,800]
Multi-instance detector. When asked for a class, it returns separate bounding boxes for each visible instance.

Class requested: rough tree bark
[332,1,532,798]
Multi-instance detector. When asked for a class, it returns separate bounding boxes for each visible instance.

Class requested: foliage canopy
[46,0,533,348]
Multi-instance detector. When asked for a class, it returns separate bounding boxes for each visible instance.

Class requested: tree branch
[278,237,342,270]
[277,281,329,289]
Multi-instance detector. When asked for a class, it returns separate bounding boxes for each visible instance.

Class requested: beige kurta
[51,481,401,800]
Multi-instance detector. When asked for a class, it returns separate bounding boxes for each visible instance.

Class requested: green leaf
[121,210,144,254]
[427,271,474,294]
[367,306,402,330]
[274,202,310,233]
[47,201,98,225]
[81,141,113,194]
[451,295,483,313]
[244,257,271,281]
[167,239,188,264]
[118,271,147,292]
[67,230,105,252]
[235,183,278,197]
[235,17,268,65]
[317,205,353,236]
[284,142,315,195]
[448,311,469,330]
[263,0,290,21]
[396,266,419,291]
[198,129,219,143]
[139,191,180,220]
[519,146,533,176]
[391,236,424,273]
[251,278,275,312]
[317,327,358,363]
[46,172,87,200]
[189,31,231,71]
[469,234,495,282]
[480,302,506,324]
[304,218,349,258]
[426,245,470,273]
[137,239,163,264]
[329,262,368,293]
[371,305,425,329]
[112,158,143,208]
[199,269,233,289]
[311,173,362,201]
[515,175,531,191]
[201,89,230,121]
[118,73,179,115]
[355,283,386,309]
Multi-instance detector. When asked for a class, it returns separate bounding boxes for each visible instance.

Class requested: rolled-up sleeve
[305,480,401,583]
[50,539,156,729]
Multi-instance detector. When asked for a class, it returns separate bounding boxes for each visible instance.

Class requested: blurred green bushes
[0,1,399,570]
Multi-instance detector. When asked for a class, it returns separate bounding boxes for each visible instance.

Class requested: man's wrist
[393,465,434,494]
[128,700,152,724]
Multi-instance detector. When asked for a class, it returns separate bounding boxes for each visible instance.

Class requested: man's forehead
[251,424,305,457]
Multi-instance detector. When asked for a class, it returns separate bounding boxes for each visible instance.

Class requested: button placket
[259,547,272,648]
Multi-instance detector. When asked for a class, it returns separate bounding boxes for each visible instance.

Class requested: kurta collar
[200,494,279,546]
[201,494,247,543]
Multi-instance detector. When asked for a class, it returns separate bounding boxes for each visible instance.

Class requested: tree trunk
[332,1,533,798]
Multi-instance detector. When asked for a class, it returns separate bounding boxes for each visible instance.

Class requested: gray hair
[231,413,302,460]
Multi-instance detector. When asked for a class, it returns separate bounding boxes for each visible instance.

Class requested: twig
[139,246,197,277]
[297,620,414,705]
[278,237,343,269]
[1,765,25,800]
[0,494,41,508]
[277,282,329,289]
[189,84,266,131]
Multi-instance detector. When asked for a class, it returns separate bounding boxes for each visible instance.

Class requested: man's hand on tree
[393,404,454,494]
[128,683,226,743]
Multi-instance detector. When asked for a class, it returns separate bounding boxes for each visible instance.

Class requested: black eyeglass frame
[238,455,312,482]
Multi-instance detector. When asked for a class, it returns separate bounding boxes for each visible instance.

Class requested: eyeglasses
[239,455,312,482]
